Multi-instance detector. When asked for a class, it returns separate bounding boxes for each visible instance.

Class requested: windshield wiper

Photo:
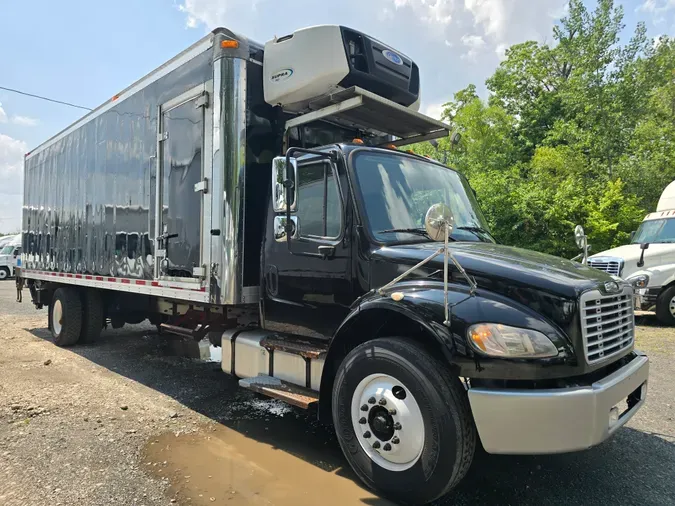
[377,228,457,241]
[378,228,431,238]
[457,225,495,240]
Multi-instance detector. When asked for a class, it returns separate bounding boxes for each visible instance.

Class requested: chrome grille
[587,257,622,276]
[580,286,634,364]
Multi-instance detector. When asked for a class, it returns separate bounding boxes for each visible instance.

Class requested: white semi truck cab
[0,234,21,280]
[585,180,675,324]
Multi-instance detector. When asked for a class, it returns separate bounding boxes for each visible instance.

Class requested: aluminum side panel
[22,51,213,282]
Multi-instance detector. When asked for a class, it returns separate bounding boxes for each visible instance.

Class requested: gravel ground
[0,279,674,505]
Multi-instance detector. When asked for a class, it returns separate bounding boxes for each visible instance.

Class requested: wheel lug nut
[372,441,381,449]
[383,443,392,451]
[388,408,397,415]
[360,404,368,411]
[368,397,376,404]
[392,437,400,444]
[363,431,371,439]
[378,398,387,406]
[359,417,366,424]
[394,422,402,430]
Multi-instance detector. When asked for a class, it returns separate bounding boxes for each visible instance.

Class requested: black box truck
[18,25,649,505]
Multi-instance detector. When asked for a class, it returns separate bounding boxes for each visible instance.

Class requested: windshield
[632,218,675,244]
[352,151,493,243]
[0,245,15,255]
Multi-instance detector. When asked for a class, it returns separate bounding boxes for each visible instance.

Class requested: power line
[0,86,92,111]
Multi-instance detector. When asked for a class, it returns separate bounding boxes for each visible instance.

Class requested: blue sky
[0,0,672,232]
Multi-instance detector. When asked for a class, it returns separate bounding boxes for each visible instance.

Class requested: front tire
[332,338,475,505]
[0,267,9,280]
[50,287,83,347]
[655,285,675,326]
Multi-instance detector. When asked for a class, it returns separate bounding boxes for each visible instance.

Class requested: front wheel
[0,267,9,280]
[655,285,675,326]
[332,338,476,505]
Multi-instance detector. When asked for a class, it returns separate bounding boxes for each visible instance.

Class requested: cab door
[154,83,212,282]
[263,156,353,339]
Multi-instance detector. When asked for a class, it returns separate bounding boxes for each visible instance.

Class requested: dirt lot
[1,280,674,506]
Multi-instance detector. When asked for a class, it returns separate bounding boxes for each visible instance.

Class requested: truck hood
[372,242,613,299]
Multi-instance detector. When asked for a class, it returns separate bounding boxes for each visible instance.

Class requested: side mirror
[574,225,589,265]
[274,216,298,242]
[425,203,455,241]
[272,156,297,213]
[637,242,649,268]
[630,231,636,242]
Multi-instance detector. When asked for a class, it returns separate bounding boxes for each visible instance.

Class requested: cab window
[296,161,342,239]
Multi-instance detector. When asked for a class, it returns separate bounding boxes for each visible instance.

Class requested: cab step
[239,375,319,409]
[260,334,328,359]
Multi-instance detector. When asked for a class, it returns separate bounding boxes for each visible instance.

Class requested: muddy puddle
[142,424,391,506]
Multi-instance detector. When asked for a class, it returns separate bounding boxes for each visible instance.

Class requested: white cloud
[461,33,485,60]
[0,134,27,233]
[11,115,39,127]
[639,0,675,13]
[0,103,7,123]
[423,101,447,120]
[495,43,508,60]
[384,0,565,64]
[178,0,260,28]
[392,0,456,24]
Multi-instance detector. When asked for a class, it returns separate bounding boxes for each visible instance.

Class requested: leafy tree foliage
[415,0,673,258]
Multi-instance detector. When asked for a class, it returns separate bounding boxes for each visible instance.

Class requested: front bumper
[468,351,649,454]
[635,287,658,311]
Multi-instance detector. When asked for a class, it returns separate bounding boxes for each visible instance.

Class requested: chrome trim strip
[218,57,247,304]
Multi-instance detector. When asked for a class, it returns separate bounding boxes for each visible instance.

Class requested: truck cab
[0,235,21,279]
[586,180,675,324]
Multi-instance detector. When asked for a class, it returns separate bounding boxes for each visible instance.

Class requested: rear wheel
[656,286,675,326]
[49,287,83,347]
[332,338,476,505]
[80,289,104,343]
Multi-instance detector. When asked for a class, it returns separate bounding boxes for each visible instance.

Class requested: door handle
[318,245,335,259]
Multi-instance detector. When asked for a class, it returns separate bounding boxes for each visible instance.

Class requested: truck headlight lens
[628,274,649,289]
[468,324,559,358]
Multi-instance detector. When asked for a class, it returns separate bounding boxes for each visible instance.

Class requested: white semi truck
[17,25,648,505]
[585,180,675,324]
[0,234,21,279]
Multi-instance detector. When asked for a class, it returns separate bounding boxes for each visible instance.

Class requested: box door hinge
[158,131,168,142]
[195,92,210,109]
[194,178,209,194]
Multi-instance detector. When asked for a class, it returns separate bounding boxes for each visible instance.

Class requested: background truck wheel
[332,337,476,506]
[49,287,83,347]
[656,286,675,325]
[80,289,104,343]
[0,267,9,280]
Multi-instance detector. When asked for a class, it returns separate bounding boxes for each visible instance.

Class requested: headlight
[468,323,559,358]
[628,274,649,289]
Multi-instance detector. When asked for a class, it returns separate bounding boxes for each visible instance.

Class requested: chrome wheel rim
[351,373,425,472]
[52,299,63,335]
[0,270,7,280]
[669,296,675,317]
